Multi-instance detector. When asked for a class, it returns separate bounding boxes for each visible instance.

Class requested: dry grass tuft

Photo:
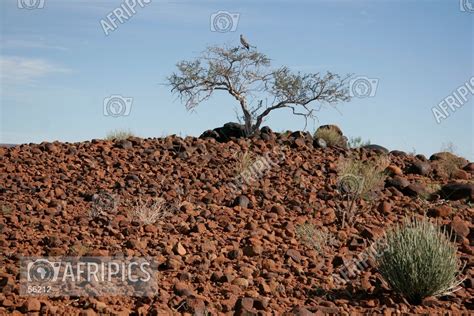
[314,128,345,147]
[296,223,334,254]
[234,150,257,175]
[337,155,390,198]
[129,197,177,225]
[434,154,467,179]
[105,129,135,141]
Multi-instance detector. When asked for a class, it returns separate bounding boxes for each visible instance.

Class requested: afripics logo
[460,0,474,12]
[21,257,158,297]
[18,0,45,9]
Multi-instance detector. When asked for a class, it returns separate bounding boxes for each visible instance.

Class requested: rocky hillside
[0,129,473,315]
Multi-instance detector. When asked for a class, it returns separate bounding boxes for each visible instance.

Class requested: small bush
[105,129,134,140]
[418,182,442,200]
[434,153,467,179]
[337,155,390,198]
[129,197,176,225]
[376,216,464,304]
[348,136,371,148]
[314,128,345,147]
[440,141,456,154]
[296,223,334,254]
[234,150,257,175]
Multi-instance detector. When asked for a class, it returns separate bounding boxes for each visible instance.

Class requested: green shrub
[313,128,344,147]
[376,216,464,304]
[105,129,134,140]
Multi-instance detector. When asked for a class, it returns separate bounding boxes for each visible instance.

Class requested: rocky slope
[0,130,472,315]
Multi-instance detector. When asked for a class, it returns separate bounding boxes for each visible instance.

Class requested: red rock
[386,165,403,176]
[232,278,249,288]
[173,242,187,256]
[253,297,269,310]
[270,204,285,215]
[258,281,271,294]
[377,201,392,214]
[173,281,194,296]
[22,298,41,312]
[290,307,315,316]
[427,205,452,217]
[452,169,470,180]
[243,245,262,257]
[235,297,254,310]
[285,249,302,262]
[183,296,206,314]
[422,297,439,307]
[450,217,470,239]
[321,207,336,225]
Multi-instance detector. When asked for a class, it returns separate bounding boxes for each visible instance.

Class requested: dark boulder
[260,126,273,135]
[408,160,432,176]
[390,150,407,157]
[200,129,220,140]
[440,183,474,201]
[386,176,410,190]
[200,123,275,142]
[402,183,428,197]
[361,144,389,154]
[199,122,247,142]
[289,131,313,148]
[430,152,468,165]
[415,154,428,162]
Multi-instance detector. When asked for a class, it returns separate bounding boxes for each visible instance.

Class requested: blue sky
[1,0,473,159]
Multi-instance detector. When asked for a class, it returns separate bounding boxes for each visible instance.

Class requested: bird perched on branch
[240,34,252,50]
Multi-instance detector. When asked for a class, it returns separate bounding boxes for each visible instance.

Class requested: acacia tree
[168,44,352,136]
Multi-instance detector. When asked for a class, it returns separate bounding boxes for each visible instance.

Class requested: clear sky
[1,0,473,159]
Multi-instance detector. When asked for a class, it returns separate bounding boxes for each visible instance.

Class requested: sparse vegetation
[314,128,345,147]
[105,129,134,141]
[129,197,177,225]
[1,204,13,215]
[335,155,390,227]
[337,155,390,199]
[440,141,457,154]
[376,216,464,304]
[296,222,334,254]
[234,150,257,175]
[418,182,442,200]
[68,244,90,257]
[348,136,371,148]
[434,153,466,179]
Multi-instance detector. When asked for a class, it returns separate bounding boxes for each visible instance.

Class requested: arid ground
[0,128,472,315]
